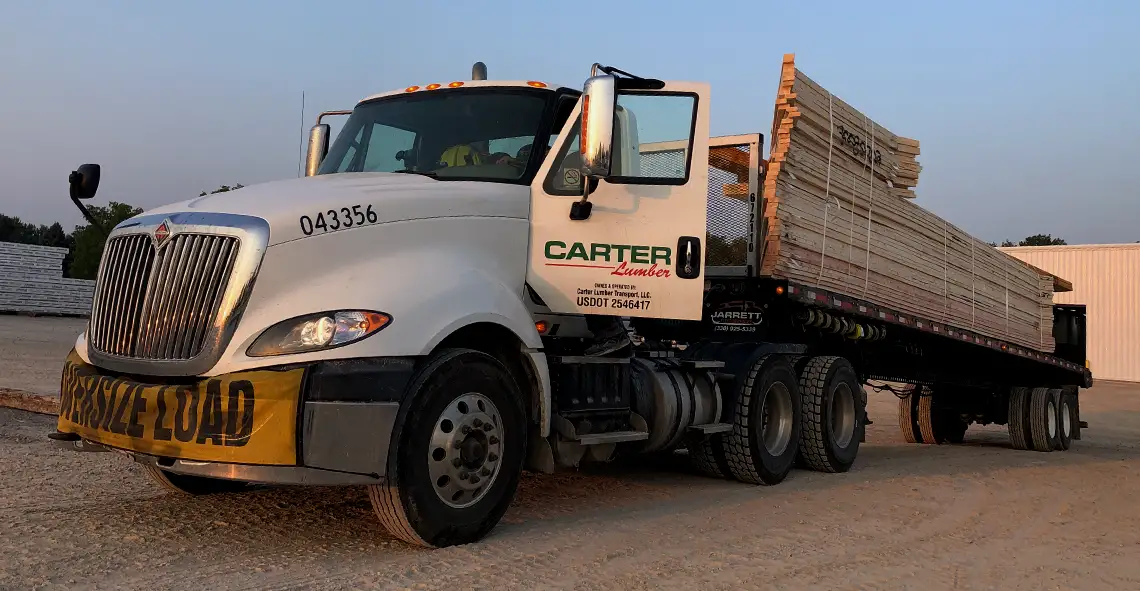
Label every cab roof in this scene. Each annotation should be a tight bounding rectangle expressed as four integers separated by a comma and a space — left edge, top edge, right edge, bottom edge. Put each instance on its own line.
360, 79, 573, 103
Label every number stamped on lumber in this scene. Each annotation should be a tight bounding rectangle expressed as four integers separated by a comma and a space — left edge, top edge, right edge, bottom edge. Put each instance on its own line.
835, 123, 883, 167
299, 204, 378, 236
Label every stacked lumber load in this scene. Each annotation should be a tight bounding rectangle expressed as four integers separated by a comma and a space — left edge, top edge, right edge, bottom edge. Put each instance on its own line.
760, 54, 1058, 352
0, 242, 94, 316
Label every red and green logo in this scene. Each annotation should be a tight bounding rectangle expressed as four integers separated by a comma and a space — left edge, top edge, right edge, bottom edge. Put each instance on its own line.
544, 240, 672, 278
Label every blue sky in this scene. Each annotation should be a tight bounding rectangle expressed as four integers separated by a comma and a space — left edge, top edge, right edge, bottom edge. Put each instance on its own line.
1, 0, 1137, 244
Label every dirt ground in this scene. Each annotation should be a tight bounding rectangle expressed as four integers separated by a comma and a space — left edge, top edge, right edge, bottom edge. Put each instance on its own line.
1, 381, 1138, 591
0, 315, 87, 395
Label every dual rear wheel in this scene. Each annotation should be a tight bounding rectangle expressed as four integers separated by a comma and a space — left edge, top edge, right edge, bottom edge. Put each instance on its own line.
694, 353, 865, 485
1009, 386, 1073, 452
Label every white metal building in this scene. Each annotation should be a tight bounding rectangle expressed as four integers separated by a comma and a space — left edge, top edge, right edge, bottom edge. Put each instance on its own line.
1000, 243, 1140, 383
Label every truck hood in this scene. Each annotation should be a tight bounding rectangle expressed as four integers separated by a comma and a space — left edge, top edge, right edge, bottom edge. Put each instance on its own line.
140, 173, 530, 246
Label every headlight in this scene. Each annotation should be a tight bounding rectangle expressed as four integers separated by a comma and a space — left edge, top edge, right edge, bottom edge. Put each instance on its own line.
247, 310, 391, 357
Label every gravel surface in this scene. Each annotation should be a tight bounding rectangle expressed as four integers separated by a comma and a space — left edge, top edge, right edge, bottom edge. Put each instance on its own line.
0, 315, 86, 396
3, 381, 1139, 590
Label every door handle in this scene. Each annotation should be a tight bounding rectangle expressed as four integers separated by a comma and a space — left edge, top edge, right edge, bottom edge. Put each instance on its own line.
676, 236, 702, 279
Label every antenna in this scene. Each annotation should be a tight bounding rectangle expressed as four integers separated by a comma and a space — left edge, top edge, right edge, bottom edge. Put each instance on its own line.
296, 91, 306, 177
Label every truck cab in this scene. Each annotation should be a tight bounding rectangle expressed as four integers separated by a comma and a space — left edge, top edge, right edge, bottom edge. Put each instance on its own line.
53, 63, 716, 548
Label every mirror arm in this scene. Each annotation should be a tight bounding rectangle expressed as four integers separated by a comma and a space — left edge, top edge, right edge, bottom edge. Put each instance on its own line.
70, 195, 108, 239
569, 178, 595, 221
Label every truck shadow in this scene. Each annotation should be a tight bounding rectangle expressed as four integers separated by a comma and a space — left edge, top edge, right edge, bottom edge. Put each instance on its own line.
18, 407, 1140, 567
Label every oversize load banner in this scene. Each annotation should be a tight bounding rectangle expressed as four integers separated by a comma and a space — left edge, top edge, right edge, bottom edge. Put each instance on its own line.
56, 351, 303, 465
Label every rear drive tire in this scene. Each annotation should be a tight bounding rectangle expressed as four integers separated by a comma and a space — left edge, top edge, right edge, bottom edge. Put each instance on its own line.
1007, 387, 1032, 450
1054, 388, 1072, 451
144, 466, 252, 495
1028, 386, 1059, 452
723, 354, 802, 485
368, 348, 526, 548
798, 356, 865, 473
687, 434, 732, 479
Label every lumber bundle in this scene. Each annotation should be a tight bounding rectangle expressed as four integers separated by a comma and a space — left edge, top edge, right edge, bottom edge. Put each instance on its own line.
760, 54, 1058, 352
0, 242, 94, 316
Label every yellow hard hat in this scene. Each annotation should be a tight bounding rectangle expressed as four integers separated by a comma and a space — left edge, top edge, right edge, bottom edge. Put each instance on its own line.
439, 145, 482, 167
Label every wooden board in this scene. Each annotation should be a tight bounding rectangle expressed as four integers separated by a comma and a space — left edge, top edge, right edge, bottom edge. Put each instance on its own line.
759, 54, 1059, 352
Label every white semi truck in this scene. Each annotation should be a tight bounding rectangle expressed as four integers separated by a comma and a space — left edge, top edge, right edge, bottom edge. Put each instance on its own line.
52, 62, 1091, 548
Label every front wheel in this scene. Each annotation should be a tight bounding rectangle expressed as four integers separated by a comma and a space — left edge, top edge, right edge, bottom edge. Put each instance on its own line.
369, 348, 527, 548
143, 466, 252, 495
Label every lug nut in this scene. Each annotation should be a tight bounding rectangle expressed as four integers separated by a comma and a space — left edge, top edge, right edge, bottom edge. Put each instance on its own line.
459, 471, 469, 480
488, 453, 498, 462
470, 475, 480, 484
483, 423, 494, 431
481, 467, 490, 476
461, 425, 471, 434
489, 436, 499, 445
452, 457, 462, 467
473, 418, 483, 428
454, 440, 463, 449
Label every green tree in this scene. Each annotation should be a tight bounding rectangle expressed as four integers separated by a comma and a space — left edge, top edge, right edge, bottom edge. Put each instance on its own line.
68, 201, 144, 279
199, 183, 244, 196
1019, 234, 1067, 246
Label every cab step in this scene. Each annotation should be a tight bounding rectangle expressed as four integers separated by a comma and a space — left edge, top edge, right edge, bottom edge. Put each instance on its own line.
577, 430, 650, 445
688, 422, 732, 435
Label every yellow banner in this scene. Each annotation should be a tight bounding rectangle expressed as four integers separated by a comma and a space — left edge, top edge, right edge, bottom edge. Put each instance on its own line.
56, 351, 303, 466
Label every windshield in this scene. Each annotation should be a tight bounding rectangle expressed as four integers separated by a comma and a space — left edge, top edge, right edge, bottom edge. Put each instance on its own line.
317, 88, 553, 183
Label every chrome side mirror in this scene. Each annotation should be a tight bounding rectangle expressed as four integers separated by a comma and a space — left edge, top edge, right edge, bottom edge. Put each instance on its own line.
580, 73, 616, 178
305, 124, 330, 177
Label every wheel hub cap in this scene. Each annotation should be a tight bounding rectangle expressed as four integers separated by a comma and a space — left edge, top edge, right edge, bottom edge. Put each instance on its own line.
428, 392, 503, 508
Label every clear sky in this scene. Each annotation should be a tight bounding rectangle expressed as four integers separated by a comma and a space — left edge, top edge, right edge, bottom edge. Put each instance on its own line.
1, 0, 1136, 244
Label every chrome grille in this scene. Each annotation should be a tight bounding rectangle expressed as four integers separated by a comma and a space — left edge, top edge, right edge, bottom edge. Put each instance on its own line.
89, 233, 240, 361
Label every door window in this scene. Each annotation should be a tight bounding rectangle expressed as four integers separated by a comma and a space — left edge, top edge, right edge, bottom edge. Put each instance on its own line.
543, 92, 698, 195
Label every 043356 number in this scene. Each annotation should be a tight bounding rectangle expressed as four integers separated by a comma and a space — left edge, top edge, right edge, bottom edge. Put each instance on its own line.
299, 204, 378, 236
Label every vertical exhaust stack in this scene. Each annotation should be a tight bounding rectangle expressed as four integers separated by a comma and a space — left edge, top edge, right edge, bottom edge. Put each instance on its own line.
472, 62, 487, 81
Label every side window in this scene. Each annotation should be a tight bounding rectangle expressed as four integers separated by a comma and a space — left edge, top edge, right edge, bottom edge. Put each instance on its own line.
611, 93, 698, 184
542, 115, 584, 196
362, 124, 417, 172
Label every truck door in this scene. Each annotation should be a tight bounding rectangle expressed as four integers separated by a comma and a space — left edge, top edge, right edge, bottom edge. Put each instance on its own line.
527, 81, 710, 321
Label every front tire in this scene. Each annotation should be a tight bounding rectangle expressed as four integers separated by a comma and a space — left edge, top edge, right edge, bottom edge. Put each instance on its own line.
143, 466, 251, 495
369, 348, 527, 548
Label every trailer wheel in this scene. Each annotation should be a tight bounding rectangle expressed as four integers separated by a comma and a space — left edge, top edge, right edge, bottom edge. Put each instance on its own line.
723, 354, 802, 485
916, 391, 938, 444
935, 411, 969, 444
143, 466, 251, 495
1057, 391, 1074, 450
1007, 387, 1032, 450
1027, 386, 1059, 452
369, 348, 526, 548
897, 385, 922, 444
798, 356, 864, 473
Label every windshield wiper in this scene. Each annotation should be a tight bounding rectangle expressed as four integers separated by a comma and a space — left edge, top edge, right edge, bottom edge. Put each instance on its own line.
391, 169, 437, 178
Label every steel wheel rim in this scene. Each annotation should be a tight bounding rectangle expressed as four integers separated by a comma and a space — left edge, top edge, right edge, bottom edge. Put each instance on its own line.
1061, 400, 1072, 437
830, 383, 856, 448
427, 392, 503, 509
1047, 400, 1057, 438
761, 382, 794, 455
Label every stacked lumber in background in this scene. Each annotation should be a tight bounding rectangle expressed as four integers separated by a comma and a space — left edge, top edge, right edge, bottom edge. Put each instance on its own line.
0, 242, 94, 316
760, 54, 1059, 352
